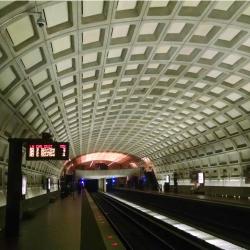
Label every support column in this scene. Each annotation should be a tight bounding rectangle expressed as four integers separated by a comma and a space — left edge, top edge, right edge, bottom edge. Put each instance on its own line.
103, 178, 106, 192
98, 178, 104, 192
5, 139, 23, 237
98, 178, 106, 192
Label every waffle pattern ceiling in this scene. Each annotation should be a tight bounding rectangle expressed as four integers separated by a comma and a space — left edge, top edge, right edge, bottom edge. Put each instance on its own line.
0, 1, 250, 163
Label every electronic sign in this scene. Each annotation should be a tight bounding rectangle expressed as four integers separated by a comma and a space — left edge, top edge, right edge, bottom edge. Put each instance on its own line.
26, 142, 69, 160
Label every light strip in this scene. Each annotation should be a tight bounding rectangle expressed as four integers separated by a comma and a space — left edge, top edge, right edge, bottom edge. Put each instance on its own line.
90, 161, 93, 168
75, 152, 129, 165
104, 193, 245, 250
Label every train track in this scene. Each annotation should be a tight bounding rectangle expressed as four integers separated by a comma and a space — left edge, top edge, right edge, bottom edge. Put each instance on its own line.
110, 189, 250, 249
91, 192, 220, 250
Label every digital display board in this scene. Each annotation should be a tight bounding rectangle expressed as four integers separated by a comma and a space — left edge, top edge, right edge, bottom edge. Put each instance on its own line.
26, 142, 69, 160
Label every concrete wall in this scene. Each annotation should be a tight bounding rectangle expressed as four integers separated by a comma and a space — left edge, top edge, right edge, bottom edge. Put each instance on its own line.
158, 177, 250, 198
162, 185, 250, 199
98, 179, 106, 192
0, 184, 58, 207
204, 186, 250, 198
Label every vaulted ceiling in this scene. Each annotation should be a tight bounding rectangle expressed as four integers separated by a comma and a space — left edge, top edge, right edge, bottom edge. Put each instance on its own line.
0, 1, 250, 177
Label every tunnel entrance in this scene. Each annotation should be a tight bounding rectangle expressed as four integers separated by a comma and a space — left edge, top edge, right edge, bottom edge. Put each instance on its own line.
84, 179, 98, 192
106, 178, 114, 192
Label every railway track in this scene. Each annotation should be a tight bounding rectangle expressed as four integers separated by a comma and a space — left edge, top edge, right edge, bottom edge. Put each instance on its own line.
91, 192, 220, 250
110, 189, 250, 249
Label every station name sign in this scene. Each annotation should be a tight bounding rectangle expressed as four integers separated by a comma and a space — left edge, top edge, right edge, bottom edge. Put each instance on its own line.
26, 142, 69, 160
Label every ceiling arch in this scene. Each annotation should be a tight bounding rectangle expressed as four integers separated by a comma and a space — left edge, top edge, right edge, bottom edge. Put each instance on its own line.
63, 151, 143, 173
0, 1, 250, 177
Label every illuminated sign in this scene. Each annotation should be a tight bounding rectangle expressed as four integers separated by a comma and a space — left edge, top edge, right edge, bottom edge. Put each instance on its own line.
26, 142, 69, 160
198, 172, 204, 184
47, 178, 51, 190
22, 176, 27, 195
166, 175, 170, 183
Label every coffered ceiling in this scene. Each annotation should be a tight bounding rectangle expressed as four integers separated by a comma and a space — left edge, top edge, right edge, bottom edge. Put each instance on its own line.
0, 1, 250, 175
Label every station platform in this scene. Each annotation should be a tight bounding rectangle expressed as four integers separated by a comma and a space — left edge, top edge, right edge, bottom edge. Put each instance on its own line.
0, 191, 125, 250
0, 194, 82, 250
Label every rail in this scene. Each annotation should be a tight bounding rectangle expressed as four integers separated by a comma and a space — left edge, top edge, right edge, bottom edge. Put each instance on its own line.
91, 192, 220, 250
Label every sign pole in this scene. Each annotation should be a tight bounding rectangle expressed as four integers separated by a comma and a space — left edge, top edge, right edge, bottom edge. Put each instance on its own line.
5, 138, 23, 237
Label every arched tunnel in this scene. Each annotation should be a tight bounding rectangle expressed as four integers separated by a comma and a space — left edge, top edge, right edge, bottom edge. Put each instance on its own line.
0, 1, 250, 250
60, 152, 157, 194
